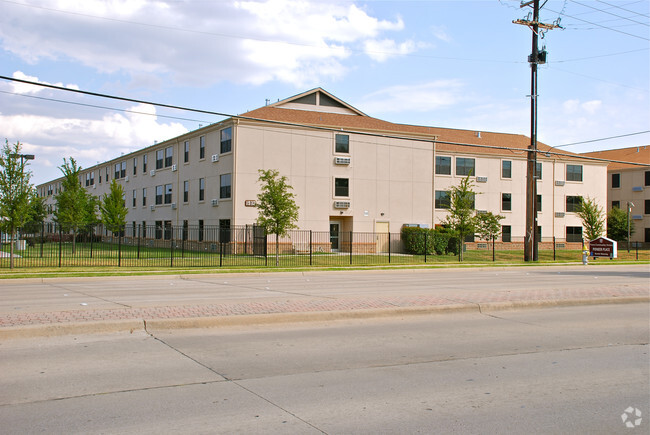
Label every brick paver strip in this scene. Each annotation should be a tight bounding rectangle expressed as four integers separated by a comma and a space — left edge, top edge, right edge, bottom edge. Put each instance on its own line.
1, 284, 647, 328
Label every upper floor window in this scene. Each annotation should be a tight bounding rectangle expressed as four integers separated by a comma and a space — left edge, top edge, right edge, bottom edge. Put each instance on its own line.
156, 149, 164, 169
335, 134, 349, 154
502, 193, 512, 211
221, 127, 232, 154
164, 183, 172, 204
121, 161, 126, 178
164, 146, 173, 167
133, 157, 137, 175
645, 171, 650, 186
456, 157, 475, 176
199, 136, 205, 159
435, 156, 451, 175
566, 195, 583, 213
612, 200, 620, 209
435, 190, 450, 209
184, 141, 189, 163
155, 185, 163, 205
199, 178, 205, 201
334, 178, 349, 197
114, 163, 120, 180
143, 154, 148, 172
183, 180, 189, 202
566, 164, 583, 182
612, 173, 621, 188
535, 162, 542, 180
220, 174, 232, 199
502, 160, 511, 179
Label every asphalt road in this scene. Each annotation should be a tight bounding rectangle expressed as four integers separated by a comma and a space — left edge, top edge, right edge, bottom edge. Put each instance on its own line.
1, 303, 648, 434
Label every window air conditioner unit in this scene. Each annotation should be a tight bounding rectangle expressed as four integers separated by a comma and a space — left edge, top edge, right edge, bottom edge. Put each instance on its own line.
125, 176, 129, 182
211, 154, 219, 162
172, 164, 177, 172
150, 170, 156, 177
476, 210, 487, 214
211, 199, 219, 207
93, 185, 96, 189
171, 203, 177, 210
334, 201, 350, 209
476, 176, 488, 183
555, 212, 565, 218
632, 186, 643, 192
335, 157, 351, 165
555, 180, 565, 186
632, 214, 643, 220
150, 205, 155, 211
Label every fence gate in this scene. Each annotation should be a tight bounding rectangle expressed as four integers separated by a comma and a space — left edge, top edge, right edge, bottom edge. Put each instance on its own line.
253, 225, 267, 257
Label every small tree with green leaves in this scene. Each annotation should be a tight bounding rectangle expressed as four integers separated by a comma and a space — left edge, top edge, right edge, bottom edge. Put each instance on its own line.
23, 191, 46, 235
0, 140, 34, 268
256, 169, 300, 266
442, 174, 478, 261
54, 157, 98, 254
100, 179, 128, 236
576, 196, 605, 241
476, 211, 504, 261
607, 205, 633, 242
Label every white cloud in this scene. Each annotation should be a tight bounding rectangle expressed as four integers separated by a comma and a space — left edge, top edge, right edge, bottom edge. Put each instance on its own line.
431, 25, 451, 43
10, 71, 79, 95
363, 39, 419, 62
0, 0, 415, 87
361, 81, 467, 114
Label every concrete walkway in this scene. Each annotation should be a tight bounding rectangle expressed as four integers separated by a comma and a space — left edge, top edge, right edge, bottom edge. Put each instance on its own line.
1, 265, 648, 339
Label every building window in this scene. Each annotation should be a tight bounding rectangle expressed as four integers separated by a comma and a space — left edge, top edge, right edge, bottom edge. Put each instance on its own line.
219, 219, 231, 243
436, 156, 451, 175
335, 134, 349, 153
143, 154, 148, 172
221, 127, 232, 154
537, 194, 542, 212
612, 173, 621, 188
502, 225, 511, 242
502, 160, 511, 179
645, 199, 650, 215
156, 149, 164, 169
114, 163, 120, 180
133, 157, 137, 175
645, 171, 650, 186
165, 146, 173, 167
220, 174, 232, 199
334, 178, 349, 197
121, 161, 126, 178
106, 167, 110, 182
132, 189, 136, 208
199, 136, 205, 159
184, 141, 189, 163
612, 200, 620, 209
141, 221, 147, 238
164, 184, 172, 204
199, 178, 205, 201
183, 180, 189, 203
164, 221, 172, 240
535, 162, 542, 180
435, 191, 450, 209
198, 220, 204, 242
182, 220, 188, 241
155, 221, 163, 239
142, 188, 147, 206
155, 185, 163, 205
645, 228, 650, 243
566, 196, 582, 213
566, 226, 582, 242
456, 157, 475, 176
502, 193, 512, 211
566, 164, 583, 182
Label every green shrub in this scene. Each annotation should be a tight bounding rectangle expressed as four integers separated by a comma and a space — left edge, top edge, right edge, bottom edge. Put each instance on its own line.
401, 227, 434, 255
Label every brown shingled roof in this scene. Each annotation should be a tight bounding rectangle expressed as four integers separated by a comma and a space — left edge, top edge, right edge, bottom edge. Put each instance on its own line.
239, 106, 579, 161
581, 146, 650, 170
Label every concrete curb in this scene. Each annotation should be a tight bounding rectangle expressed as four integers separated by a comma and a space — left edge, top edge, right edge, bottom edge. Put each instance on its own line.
2, 296, 646, 340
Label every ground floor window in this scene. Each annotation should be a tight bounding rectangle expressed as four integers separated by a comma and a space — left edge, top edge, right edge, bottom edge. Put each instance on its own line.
502, 225, 511, 242
645, 228, 650, 243
566, 226, 582, 242
219, 219, 231, 243
155, 220, 163, 239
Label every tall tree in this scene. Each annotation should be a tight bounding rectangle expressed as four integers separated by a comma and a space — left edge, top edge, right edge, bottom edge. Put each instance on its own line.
0, 140, 33, 269
54, 158, 98, 254
476, 211, 504, 261
23, 191, 47, 234
607, 205, 633, 242
442, 174, 477, 261
256, 169, 299, 266
100, 179, 128, 235
576, 197, 605, 241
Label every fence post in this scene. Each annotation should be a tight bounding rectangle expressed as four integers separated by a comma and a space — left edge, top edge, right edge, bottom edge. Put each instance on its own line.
40, 222, 44, 258
219, 240, 223, 267
388, 232, 391, 264
350, 231, 353, 265
137, 225, 141, 260
170, 229, 174, 268
424, 231, 428, 263
89, 226, 94, 259
636, 242, 638, 260
309, 230, 313, 266
492, 235, 495, 262
553, 236, 556, 261
58, 226, 62, 268
118, 232, 122, 267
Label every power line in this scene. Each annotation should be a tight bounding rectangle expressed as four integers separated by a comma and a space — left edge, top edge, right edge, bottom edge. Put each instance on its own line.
545, 5, 649, 40
568, 0, 649, 27
553, 130, 650, 148
595, 0, 650, 19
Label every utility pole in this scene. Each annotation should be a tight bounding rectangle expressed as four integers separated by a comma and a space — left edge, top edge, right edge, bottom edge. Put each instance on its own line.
514, 0, 561, 262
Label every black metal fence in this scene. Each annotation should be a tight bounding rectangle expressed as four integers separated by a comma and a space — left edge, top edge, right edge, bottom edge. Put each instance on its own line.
1, 223, 647, 269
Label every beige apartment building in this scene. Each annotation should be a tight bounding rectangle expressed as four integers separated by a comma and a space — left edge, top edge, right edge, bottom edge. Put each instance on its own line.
37, 88, 608, 246
582, 146, 650, 245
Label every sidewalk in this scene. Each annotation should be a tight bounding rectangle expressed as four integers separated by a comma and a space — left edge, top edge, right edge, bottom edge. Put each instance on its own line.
1, 265, 648, 339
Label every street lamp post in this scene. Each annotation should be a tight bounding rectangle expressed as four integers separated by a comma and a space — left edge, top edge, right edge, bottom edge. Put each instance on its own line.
627, 201, 634, 253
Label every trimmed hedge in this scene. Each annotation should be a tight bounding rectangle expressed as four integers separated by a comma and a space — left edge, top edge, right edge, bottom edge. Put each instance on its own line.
401, 227, 458, 255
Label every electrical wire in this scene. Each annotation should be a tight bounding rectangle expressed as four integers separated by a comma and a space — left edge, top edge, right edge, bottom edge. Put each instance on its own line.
568, 0, 649, 27
544, 5, 649, 40
595, 0, 650, 19
553, 131, 650, 148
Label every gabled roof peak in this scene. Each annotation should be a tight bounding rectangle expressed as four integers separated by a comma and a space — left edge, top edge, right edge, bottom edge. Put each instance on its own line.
268, 88, 367, 116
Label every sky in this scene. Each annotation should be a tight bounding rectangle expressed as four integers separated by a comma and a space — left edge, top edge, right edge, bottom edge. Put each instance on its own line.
0, 0, 648, 186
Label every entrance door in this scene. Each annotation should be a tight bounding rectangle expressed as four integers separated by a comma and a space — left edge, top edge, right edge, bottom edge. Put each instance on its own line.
375, 221, 389, 253
330, 222, 340, 252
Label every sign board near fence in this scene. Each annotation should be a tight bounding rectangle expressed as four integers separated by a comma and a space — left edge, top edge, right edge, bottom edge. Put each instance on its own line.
590, 237, 617, 259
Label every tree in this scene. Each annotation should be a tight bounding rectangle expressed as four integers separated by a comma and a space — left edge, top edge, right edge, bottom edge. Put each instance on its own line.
0, 140, 33, 269
442, 174, 477, 261
100, 179, 128, 235
256, 169, 299, 266
576, 196, 605, 241
476, 211, 504, 261
23, 191, 47, 234
607, 206, 633, 242
54, 157, 98, 254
